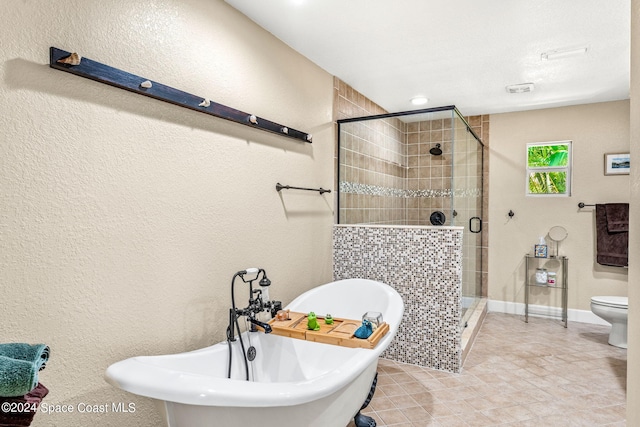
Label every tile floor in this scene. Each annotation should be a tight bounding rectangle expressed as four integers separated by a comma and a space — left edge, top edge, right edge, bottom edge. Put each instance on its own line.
348, 313, 627, 426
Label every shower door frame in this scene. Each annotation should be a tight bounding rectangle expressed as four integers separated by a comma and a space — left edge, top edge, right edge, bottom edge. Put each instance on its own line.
336, 105, 485, 329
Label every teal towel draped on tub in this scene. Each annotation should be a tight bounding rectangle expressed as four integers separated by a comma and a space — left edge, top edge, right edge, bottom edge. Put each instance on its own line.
0, 356, 38, 397
0, 344, 49, 372
0, 344, 50, 397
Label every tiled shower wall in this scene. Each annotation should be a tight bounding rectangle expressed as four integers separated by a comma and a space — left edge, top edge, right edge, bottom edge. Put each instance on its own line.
335, 78, 408, 225
406, 118, 454, 224
333, 225, 464, 373
333, 77, 490, 297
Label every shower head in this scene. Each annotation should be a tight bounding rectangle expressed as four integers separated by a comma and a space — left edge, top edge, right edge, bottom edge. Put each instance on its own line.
430, 144, 442, 156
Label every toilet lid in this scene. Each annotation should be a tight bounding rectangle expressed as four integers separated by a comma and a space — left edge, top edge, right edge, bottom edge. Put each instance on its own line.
591, 296, 628, 308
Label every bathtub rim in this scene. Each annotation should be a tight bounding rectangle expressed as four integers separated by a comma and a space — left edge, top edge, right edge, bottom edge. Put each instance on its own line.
105, 334, 376, 407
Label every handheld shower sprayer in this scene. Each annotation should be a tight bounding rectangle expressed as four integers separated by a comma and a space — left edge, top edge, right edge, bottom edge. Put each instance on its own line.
259, 272, 271, 301
238, 267, 272, 303
259, 275, 271, 287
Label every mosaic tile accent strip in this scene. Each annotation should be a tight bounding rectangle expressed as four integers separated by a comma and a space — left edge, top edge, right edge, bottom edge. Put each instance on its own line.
339, 181, 480, 199
333, 225, 463, 373
340, 181, 406, 198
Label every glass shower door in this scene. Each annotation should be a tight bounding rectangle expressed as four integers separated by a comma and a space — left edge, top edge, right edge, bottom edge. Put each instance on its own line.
452, 112, 483, 328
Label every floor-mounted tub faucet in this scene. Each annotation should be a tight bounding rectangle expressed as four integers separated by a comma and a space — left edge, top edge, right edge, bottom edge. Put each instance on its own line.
226, 268, 281, 380
227, 268, 281, 341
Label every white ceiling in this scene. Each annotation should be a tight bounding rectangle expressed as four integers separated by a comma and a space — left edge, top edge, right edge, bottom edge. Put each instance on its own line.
224, 0, 630, 116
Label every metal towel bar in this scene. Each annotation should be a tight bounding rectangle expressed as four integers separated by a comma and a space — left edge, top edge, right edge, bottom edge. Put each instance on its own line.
276, 183, 331, 194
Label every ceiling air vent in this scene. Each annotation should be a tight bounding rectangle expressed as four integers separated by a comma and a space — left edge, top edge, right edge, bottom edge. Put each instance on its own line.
505, 83, 534, 94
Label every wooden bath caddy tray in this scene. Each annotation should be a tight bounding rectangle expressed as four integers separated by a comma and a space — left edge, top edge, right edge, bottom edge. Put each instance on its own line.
265, 312, 389, 349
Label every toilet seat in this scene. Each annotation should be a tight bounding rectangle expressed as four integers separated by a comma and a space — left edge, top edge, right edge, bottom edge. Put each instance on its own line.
591, 296, 628, 309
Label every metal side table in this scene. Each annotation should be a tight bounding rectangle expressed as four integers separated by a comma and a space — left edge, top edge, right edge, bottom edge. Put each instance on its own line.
524, 255, 568, 328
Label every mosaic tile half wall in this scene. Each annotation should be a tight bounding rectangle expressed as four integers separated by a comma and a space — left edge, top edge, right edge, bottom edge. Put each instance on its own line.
333, 225, 463, 373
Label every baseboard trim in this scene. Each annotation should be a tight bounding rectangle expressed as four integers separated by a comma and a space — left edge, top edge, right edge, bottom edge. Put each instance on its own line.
487, 300, 611, 326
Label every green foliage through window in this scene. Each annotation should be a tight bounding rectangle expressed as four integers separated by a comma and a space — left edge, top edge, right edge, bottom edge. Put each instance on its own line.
526, 142, 571, 196
527, 144, 569, 167
528, 172, 567, 194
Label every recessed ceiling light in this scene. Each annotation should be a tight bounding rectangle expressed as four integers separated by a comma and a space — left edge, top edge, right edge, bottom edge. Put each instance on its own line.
411, 96, 428, 106
541, 47, 588, 61
505, 83, 534, 94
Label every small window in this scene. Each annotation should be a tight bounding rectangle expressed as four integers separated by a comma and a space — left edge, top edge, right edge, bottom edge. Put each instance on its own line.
526, 141, 572, 196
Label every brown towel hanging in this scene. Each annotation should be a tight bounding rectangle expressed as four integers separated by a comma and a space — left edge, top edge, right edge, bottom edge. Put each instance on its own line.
595, 204, 628, 267
604, 203, 629, 232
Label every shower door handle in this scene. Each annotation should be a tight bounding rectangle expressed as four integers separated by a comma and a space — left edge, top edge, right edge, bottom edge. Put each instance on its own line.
469, 217, 482, 233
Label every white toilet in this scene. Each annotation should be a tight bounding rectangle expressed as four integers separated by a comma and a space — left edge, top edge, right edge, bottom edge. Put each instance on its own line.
590, 296, 628, 348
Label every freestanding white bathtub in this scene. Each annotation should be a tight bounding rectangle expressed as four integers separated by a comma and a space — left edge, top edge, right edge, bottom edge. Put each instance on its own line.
105, 278, 404, 427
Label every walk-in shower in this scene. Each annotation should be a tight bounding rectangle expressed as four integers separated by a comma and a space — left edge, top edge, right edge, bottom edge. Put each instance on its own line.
336, 105, 484, 334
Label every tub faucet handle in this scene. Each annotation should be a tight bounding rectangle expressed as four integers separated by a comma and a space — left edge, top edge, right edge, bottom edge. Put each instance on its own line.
269, 300, 282, 317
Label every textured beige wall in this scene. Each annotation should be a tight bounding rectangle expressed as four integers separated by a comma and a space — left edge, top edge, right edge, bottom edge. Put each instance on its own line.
627, 0, 639, 423
488, 101, 630, 311
0, 1, 334, 426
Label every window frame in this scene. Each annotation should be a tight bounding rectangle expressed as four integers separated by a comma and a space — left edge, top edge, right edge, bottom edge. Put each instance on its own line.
525, 140, 572, 197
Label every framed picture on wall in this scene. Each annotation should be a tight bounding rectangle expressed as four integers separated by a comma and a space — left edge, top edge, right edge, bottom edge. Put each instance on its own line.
604, 153, 630, 175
